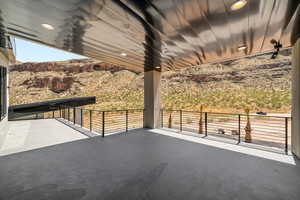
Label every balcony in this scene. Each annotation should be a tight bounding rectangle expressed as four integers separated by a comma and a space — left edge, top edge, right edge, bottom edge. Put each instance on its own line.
0, 108, 299, 200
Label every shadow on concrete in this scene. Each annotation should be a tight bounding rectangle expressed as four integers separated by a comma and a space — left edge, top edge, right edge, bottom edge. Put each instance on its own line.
0, 129, 300, 200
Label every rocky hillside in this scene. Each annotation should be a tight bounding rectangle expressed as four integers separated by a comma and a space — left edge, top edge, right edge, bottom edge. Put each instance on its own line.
9, 59, 137, 94
9, 51, 292, 113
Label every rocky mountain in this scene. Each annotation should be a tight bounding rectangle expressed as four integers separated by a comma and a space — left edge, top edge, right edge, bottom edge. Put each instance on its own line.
10, 59, 131, 74
10, 59, 138, 94
9, 51, 292, 113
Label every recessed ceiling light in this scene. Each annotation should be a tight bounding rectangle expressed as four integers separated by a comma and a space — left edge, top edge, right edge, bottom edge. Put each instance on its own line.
231, 0, 247, 11
41, 23, 54, 30
238, 45, 247, 51
121, 53, 127, 57
155, 66, 161, 69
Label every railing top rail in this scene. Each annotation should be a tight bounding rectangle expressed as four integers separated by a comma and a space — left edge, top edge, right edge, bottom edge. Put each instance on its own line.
60, 106, 144, 113
161, 109, 291, 119
86, 109, 145, 113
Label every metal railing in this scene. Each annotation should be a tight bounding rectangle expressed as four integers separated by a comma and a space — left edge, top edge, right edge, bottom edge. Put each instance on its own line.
161, 109, 291, 153
60, 106, 144, 137
9, 106, 291, 153
9, 111, 61, 121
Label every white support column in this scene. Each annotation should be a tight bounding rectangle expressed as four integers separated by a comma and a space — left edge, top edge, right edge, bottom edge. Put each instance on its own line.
144, 70, 161, 129
292, 38, 300, 158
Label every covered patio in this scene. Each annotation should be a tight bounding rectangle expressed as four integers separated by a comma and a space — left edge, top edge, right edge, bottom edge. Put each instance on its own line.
0, 120, 299, 200
1, 0, 300, 199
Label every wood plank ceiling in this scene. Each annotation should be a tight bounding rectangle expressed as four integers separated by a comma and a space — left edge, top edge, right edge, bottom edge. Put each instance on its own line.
0, 0, 299, 71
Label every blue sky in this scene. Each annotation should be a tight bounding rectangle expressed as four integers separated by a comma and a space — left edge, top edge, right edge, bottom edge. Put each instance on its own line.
15, 38, 86, 62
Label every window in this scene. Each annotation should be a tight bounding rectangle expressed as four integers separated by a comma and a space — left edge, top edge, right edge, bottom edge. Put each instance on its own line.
0, 66, 7, 121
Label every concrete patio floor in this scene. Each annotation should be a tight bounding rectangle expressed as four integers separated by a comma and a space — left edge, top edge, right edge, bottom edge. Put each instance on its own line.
0, 119, 88, 156
0, 124, 300, 200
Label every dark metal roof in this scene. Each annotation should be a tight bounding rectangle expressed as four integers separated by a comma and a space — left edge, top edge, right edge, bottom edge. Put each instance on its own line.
0, 0, 299, 71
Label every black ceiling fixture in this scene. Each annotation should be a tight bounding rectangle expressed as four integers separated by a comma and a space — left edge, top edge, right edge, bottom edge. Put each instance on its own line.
270, 39, 282, 59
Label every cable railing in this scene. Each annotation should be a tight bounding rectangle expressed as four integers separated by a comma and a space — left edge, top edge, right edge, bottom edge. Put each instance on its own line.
10, 106, 291, 153
60, 106, 144, 137
161, 109, 291, 153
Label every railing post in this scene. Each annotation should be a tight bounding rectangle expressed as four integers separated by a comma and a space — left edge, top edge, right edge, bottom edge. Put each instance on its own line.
52, 110, 55, 118
238, 114, 241, 143
161, 110, 163, 127
142, 109, 145, 128
180, 110, 182, 131
73, 107, 75, 124
102, 111, 105, 137
59, 107, 61, 118
68, 108, 70, 121
126, 110, 128, 132
80, 108, 83, 127
205, 112, 208, 136
285, 117, 288, 154
89, 110, 92, 131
